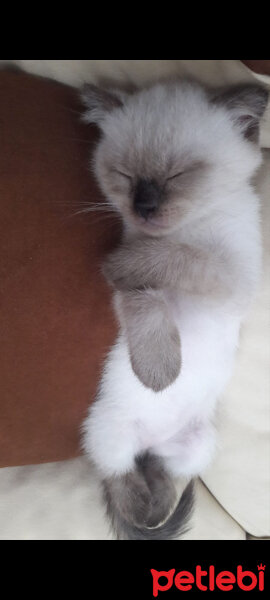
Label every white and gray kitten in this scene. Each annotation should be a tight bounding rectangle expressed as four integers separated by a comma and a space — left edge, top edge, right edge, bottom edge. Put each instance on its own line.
80, 79, 268, 540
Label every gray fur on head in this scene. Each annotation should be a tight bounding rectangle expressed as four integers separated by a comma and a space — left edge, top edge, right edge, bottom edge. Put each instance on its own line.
82, 80, 268, 137
81, 83, 127, 124
81, 79, 268, 238
210, 83, 269, 142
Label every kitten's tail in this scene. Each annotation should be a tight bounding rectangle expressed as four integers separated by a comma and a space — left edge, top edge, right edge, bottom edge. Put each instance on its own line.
102, 452, 194, 540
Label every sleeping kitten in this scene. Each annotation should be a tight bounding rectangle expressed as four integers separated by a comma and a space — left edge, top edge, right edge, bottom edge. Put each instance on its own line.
80, 79, 268, 539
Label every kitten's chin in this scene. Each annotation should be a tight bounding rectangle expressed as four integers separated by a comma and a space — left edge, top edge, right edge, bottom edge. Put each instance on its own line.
130, 214, 177, 237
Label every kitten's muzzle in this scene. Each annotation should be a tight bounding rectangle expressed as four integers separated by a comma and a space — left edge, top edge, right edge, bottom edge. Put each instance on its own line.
133, 179, 163, 220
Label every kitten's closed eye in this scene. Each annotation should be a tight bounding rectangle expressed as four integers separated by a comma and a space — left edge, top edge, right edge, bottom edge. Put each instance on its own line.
166, 161, 208, 188
166, 172, 184, 181
113, 169, 132, 181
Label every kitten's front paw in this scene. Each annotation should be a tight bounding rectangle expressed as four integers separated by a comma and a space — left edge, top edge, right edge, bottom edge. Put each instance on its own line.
129, 326, 181, 392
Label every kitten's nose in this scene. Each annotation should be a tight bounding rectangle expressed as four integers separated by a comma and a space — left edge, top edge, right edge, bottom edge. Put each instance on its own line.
133, 179, 162, 219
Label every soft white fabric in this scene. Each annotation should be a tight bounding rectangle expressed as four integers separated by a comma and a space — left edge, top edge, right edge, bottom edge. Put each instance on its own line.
0, 59, 269, 539
3, 59, 270, 147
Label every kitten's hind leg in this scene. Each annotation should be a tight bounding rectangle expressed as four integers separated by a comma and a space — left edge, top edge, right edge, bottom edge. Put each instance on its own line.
115, 289, 181, 392
159, 419, 217, 479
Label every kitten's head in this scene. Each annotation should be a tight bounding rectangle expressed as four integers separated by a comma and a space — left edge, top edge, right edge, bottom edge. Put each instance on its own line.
81, 79, 268, 236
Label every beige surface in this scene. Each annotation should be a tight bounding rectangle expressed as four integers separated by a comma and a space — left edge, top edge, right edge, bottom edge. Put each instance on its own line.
0, 60, 269, 539
202, 152, 270, 537
0, 457, 246, 540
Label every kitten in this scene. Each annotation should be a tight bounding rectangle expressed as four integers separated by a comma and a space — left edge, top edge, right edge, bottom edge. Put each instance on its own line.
80, 79, 268, 539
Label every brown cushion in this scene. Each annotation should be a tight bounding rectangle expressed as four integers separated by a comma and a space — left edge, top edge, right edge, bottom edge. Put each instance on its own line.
241, 60, 270, 76
0, 70, 120, 468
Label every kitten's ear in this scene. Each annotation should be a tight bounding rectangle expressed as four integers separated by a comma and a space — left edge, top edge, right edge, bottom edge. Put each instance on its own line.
80, 83, 125, 125
211, 84, 269, 143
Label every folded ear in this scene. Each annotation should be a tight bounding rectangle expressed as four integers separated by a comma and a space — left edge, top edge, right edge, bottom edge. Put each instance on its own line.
80, 83, 125, 125
211, 84, 269, 143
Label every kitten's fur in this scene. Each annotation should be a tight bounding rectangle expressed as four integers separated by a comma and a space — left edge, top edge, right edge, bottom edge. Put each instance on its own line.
80, 79, 268, 539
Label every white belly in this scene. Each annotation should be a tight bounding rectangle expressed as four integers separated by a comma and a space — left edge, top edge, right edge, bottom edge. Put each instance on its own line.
101, 295, 240, 444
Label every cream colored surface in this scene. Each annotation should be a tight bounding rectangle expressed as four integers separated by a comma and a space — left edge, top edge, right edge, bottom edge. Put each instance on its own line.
0, 60, 269, 539
0, 457, 246, 540
202, 152, 270, 537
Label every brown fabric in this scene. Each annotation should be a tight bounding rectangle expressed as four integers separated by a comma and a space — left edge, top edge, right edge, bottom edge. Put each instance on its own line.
0, 70, 120, 468
241, 60, 270, 76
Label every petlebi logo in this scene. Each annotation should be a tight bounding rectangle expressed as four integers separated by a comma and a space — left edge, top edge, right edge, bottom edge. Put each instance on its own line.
151, 564, 266, 594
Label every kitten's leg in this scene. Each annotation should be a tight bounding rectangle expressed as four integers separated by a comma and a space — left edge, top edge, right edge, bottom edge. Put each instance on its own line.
102, 238, 181, 290
82, 338, 193, 539
83, 400, 155, 529
158, 419, 217, 479
114, 288, 181, 392
103, 239, 242, 302
82, 398, 177, 531
82, 398, 139, 477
